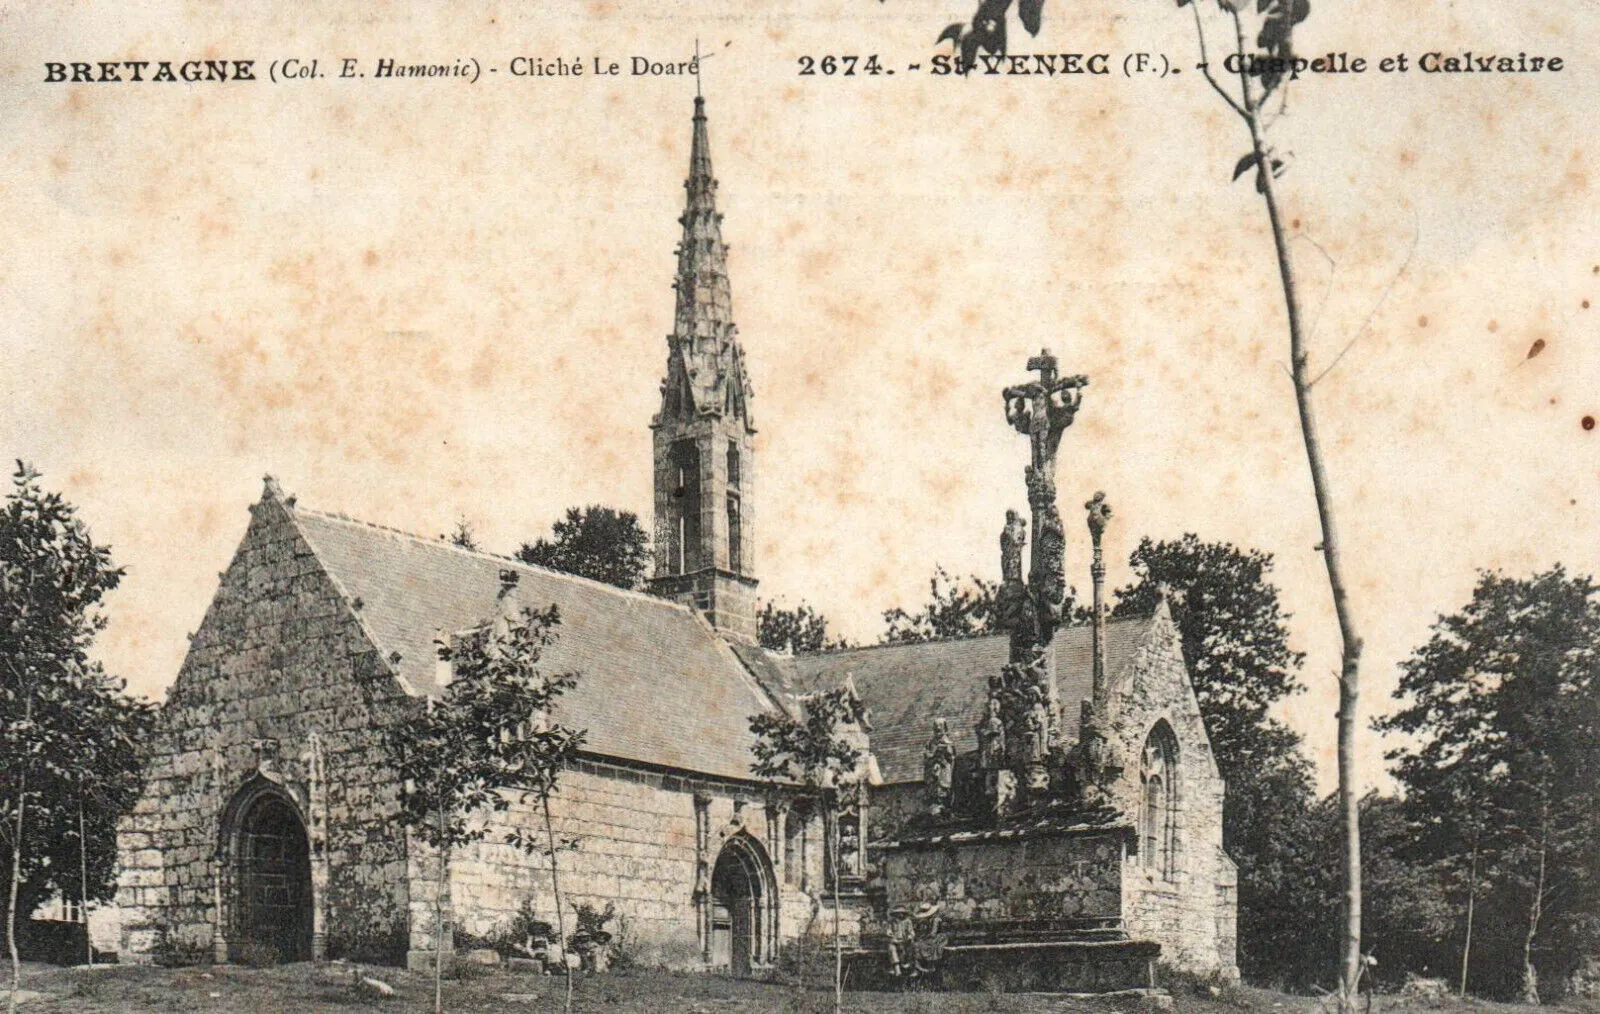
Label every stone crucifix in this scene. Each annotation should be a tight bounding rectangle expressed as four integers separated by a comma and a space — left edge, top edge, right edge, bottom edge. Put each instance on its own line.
978, 350, 1088, 813
1000, 349, 1087, 653
1003, 349, 1087, 484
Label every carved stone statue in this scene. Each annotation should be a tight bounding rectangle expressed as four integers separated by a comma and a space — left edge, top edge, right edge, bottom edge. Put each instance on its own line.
994, 510, 1039, 649
922, 718, 955, 814
1000, 509, 1026, 584
975, 698, 1005, 772
1024, 687, 1049, 764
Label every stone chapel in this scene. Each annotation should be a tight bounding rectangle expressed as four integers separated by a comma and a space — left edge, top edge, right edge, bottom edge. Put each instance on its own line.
114, 95, 1238, 983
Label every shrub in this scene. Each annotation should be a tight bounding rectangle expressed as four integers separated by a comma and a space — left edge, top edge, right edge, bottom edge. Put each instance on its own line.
607, 913, 635, 972
768, 935, 833, 988
149, 929, 211, 968
67, 974, 101, 999
232, 938, 282, 969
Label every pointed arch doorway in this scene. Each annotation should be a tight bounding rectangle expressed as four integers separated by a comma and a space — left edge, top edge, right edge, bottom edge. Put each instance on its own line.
228, 786, 313, 963
709, 833, 776, 976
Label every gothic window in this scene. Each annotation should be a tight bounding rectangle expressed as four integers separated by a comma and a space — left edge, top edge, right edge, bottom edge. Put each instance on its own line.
672, 440, 701, 574
1141, 722, 1179, 880
727, 494, 742, 574
727, 441, 740, 489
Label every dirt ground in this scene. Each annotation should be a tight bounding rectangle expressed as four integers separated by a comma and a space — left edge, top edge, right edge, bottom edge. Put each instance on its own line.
5, 962, 1593, 1014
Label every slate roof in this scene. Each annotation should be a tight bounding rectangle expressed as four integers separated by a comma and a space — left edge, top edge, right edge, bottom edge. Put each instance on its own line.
785, 618, 1154, 785
290, 506, 780, 782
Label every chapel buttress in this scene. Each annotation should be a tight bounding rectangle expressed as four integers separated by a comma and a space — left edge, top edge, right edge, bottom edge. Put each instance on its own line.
648, 96, 758, 644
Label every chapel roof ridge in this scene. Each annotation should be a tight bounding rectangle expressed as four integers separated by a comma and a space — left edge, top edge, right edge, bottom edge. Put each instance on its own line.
284, 501, 688, 613
790, 613, 1155, 659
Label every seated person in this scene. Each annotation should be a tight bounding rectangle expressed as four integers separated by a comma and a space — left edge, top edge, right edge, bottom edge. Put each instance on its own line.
911, 902, 946, 975
886, 905, 917, 978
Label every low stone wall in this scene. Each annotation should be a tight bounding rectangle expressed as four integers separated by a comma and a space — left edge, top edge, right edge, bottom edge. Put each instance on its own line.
882, 831, 1124, 923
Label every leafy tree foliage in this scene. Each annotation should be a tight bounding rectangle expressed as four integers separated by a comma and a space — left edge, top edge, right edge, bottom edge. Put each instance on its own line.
758, 600, 850, 654
386, 599, 584, 1013
750, 688, 865, 1014
1222, 728, 1323, 986
880, 566, 1000, 644
518, 506, 651, 591
0, 463, 153, 979
1255, 793, 1455, 992
1379, 568, 1600, 1001
1113, 535, 1306, 771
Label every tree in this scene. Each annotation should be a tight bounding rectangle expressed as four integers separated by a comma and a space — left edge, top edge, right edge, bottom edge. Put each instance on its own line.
1114, 535, 1306, 774
518, 506, 651, 591
0, 463, 153, 999
386, 598, 584, 1014
1270, 793, 1456, 993
750, 688, 865, 1014
758, 600, 850, 654
1380, 568, 1600, 1001
934, 0, 1371, 1003
880, 565, 1001, 644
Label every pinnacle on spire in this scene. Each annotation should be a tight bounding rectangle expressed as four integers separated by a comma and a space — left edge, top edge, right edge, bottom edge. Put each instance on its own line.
657, 94, 752, 428
675, 95, 732, 346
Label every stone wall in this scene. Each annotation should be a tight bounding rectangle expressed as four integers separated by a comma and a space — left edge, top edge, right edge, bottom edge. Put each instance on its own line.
446, 755, 830, 969
1107, 605, 1238, 978
881, 832, 1124, 923
116, 486, 415, 964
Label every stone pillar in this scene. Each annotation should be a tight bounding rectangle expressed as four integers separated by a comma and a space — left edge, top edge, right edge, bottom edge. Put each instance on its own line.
305, 733, 330, 962
1086, 492, 1112, 721
692, 792, 712, 963
210, 746, 229, 964
766, 802, 787, 958
765, 802, 785, 881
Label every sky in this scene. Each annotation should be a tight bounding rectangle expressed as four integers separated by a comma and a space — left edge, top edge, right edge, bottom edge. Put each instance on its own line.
2, 0, 1597, 792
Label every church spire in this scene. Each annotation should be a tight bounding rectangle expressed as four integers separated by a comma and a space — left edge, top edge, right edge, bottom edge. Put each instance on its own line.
649, 94, 759, 644
659, 95, 751, 428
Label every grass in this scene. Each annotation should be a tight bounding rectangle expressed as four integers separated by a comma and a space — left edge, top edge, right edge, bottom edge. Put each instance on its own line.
3, 962, 1594, 1014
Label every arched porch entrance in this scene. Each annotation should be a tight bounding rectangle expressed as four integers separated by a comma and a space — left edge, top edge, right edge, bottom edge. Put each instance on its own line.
225, 784, 313, 963
708, 833, 777, 976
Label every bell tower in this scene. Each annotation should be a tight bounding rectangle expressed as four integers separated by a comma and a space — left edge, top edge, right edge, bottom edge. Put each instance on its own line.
648, 95, 758, 644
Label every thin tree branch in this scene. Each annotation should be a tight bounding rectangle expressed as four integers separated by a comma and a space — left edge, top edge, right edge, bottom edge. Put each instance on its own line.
1308, 214, 1420, 389
1191, 2, 1248, 122
1295, 232, 1338, 344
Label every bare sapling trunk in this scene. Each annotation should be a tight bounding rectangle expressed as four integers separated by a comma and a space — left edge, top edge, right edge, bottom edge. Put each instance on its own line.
7, 769, 25, 1014
434, 800, 447, 1014
542, 795, 572, 1014
79, 796, 90, 967
829, 806, 842, 1014
1225, 13, 1366, 1009
1521, 789, 1550, 1005
1459, 835, 1478, 997
8, 692, 33, 1014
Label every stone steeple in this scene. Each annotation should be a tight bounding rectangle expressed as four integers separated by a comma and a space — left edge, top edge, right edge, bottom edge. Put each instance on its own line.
655, 95, 752, 428
649, 96, 758, 644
